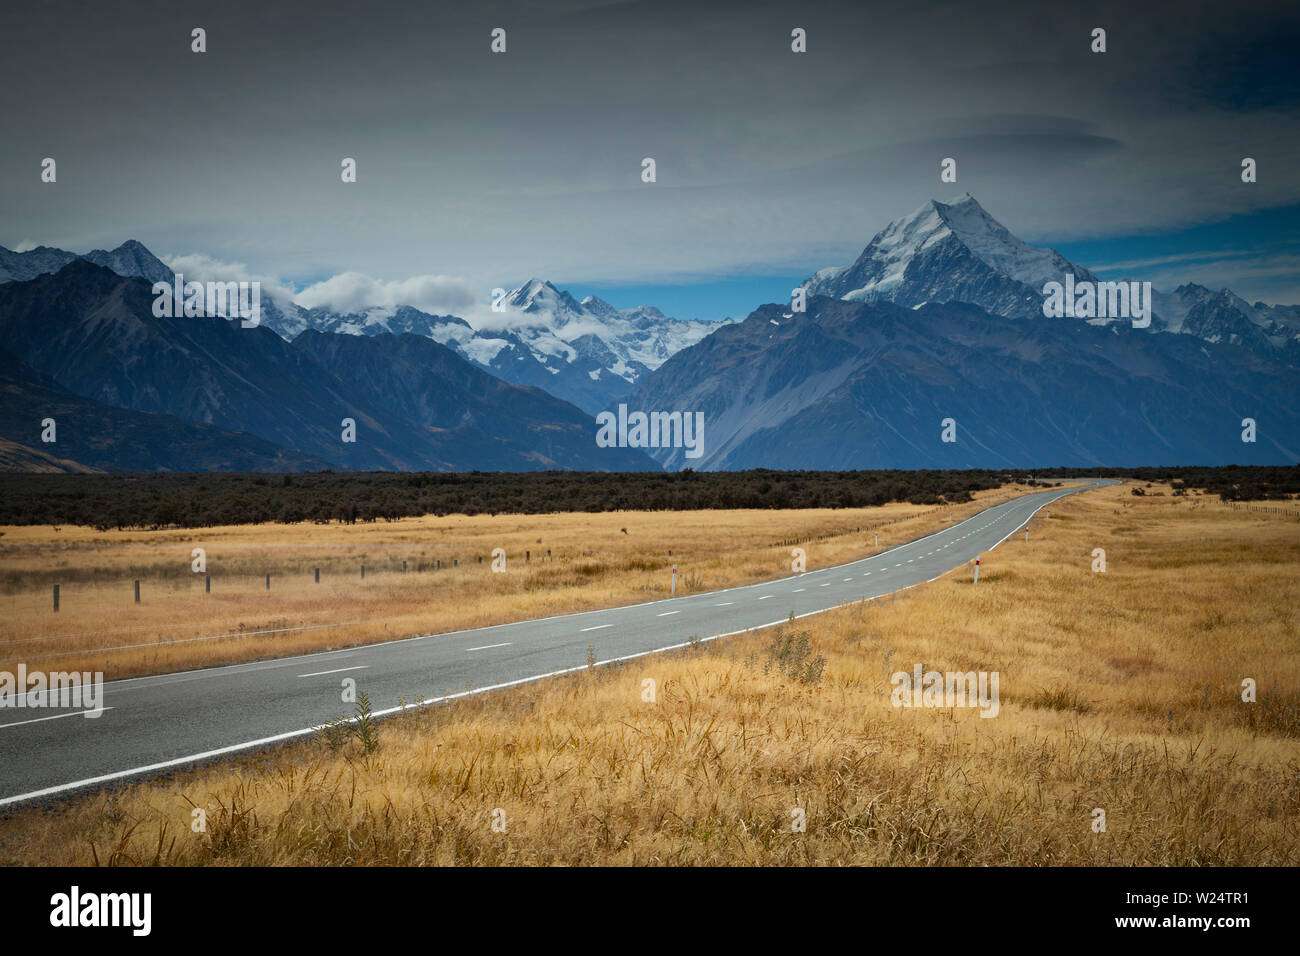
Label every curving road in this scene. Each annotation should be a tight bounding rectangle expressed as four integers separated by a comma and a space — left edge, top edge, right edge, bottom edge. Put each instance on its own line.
0, 479, 1115, 808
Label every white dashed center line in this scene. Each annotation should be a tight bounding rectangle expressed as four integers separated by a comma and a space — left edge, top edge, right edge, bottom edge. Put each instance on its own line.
0, 708, 115, 729
299, 665, 368, 678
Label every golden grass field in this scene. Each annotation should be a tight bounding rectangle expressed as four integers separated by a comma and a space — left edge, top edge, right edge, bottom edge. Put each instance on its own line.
0, 485, 1036, 680
0, 480, 1296, 865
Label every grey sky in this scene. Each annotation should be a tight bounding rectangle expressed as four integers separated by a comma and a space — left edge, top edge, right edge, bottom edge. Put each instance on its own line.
3, 0, 1298, 314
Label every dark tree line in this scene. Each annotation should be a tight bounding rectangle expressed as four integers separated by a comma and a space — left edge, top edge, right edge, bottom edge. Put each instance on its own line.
0, 465, 1292, 531
1031, 465, 1300, 501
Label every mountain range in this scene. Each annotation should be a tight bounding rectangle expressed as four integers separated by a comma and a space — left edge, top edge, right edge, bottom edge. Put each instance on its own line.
256, 278, 718, 414
0, 239, 174, 287
0, 239, 716, 417
630, 195, 1300, 469
627, 295, 1298, 469
802, 194, 1300, 362
0, 261, 654, 473
0, 194, 1296, 473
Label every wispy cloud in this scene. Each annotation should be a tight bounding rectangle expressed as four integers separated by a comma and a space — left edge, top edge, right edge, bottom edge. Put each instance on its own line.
1089, 249, 1258, 273
294, 273, 476, 315
162, 254, 300, 307
1140, 252, 1300, 303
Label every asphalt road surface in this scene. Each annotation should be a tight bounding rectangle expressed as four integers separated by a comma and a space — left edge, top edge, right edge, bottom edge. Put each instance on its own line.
0, 479, 1116, 807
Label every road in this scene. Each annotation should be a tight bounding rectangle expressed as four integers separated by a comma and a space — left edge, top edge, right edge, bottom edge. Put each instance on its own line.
0, 479, 1115, 807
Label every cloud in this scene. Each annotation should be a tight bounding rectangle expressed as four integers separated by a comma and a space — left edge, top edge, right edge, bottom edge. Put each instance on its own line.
294, 272, 476, 315
1090, 250, 1258, 273
163, 253, 299, 306
162, 254, 480, 316
12, 239, 40, 253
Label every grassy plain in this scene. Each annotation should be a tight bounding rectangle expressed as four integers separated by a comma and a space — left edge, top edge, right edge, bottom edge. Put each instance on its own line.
1, 481, 1296, 865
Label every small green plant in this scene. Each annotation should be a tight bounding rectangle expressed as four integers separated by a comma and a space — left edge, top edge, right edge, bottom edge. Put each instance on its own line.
316, 715, 351, 751
763, 620, 827, 686
316, 690, 380, 754
354, 691, 379, 754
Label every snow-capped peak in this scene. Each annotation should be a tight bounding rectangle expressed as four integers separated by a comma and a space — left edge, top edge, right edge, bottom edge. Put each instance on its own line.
799, 196, 1300, 360
929, 194, 1076, 289
579, 294, 621, 320
801, 193, 1094, 313
504, 277, 589, 326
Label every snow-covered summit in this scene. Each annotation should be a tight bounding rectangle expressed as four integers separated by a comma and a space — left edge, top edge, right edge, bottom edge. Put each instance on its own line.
805, 194, 1088, 305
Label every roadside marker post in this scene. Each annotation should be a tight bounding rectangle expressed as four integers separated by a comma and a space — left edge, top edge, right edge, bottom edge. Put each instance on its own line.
53, 584, 59, 612
134, 580, 140, 603
974, 558, 980, 584
672, 563, 677, 595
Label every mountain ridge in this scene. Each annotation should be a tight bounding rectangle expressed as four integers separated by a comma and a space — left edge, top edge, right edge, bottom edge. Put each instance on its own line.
627, 294, 1300, 470
0, 262, 655, 473
801, 194, 1300, 361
